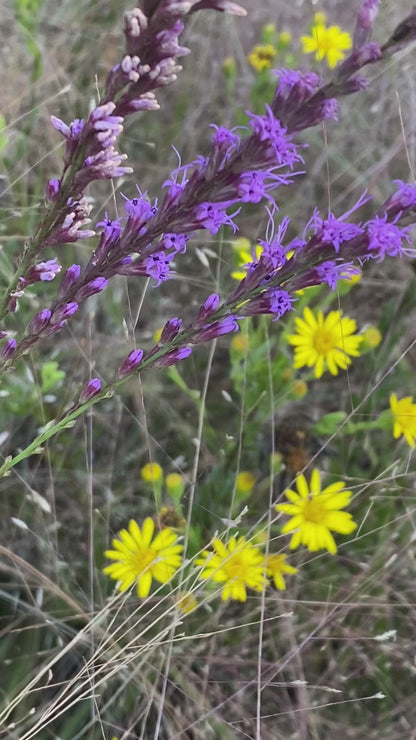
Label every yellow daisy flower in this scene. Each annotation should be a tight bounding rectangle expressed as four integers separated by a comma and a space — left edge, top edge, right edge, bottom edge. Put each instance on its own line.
247, 43, 277, 72
275, 469, 357, 554
287, 307, 362, 378
104, 518, 183, 598
390, 393, 416, 447
266, 553, 298, 590
196, 535, 267, 601
301, 22, 352, 69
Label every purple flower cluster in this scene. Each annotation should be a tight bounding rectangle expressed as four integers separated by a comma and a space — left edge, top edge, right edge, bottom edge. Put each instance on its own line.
3, 0, 416, 383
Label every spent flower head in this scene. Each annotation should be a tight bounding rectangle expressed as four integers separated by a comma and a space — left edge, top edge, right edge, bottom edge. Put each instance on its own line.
275, 469, 357, 554
104, 518, 183, 597
196, 535, 267, 601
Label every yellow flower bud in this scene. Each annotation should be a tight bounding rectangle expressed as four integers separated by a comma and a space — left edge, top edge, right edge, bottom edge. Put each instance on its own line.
278, 30, 292, 46
314, 11, 327, 25
222, 56, 236, 79
141, 462, 163, 484
165, 472, 185, 500
292, 380, 308, 399
361, 326, 382, 349
236, 471, 255, 494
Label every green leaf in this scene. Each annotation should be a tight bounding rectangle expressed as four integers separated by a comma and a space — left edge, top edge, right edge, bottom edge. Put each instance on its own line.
313, 411, 347, 435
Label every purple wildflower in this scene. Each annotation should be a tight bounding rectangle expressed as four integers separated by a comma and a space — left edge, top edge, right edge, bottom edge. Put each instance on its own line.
163, 233, 188, 254
143, 252, 174, 285
366, 216, 414, 260
28, 309, 52, 335
239, 289, 294, 321
194, 294, 220, 327
381, 180, 416, 219
80, 378, 101, 402
21, 259, 62, 287
354, 0, 381, 49
195, 202, 240, 234
311, 211, 364, 252
154, 347, 192, 367
192, 315, 239, 343
76, 277, 108, 301
58, 264, 81, 299
46, 179, 60, 201
45, 198, 95, 247
160, 318, 182, 343
309, 261, 360, 291
271, 69, 321, 122
50, 302, 79, 324
1, 339, 17, 359
118, 349, 144, 378
247, 105, 301, 167
336, 42, 382, 80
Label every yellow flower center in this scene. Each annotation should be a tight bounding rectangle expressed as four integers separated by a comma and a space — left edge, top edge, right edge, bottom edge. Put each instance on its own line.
313, 328, 336, 355
223, 553, 247, 580
303, 498, 326, 524
133, 548, 156, 571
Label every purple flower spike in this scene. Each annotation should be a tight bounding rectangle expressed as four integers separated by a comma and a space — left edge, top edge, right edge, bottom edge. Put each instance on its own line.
194, 293, 220, 327
22, 258, 62, 287
192, 315, 239, 343
195, 202, 240, 234
154, 347, 192, 367
163, 233, 188, 255
1, 338, 17, 359
366, 216, 414, 261
28, 309, 52, 335
58, 264, 81, 299
239, 289, 294, 321
381, 181, 416, 220
161, 318, 182, 343
46, 179, 60, 201
79, 378, 101, 402
354, 0, 380, 49
76, 277, 108, 301
144, 252, 174, 285
118, 348, 144, 378
51, 302, 78, 324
